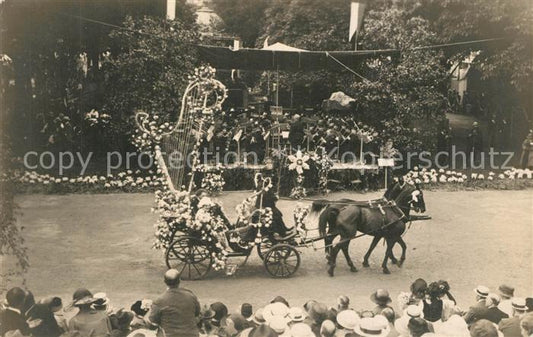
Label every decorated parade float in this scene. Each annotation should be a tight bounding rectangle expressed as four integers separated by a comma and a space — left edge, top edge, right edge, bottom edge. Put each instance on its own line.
129, 65, 432, 280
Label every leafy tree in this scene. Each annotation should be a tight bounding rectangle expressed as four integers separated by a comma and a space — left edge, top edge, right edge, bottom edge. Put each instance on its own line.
348, 7, 449, 153
211, 0, 270, 47
101, 15, 200, 135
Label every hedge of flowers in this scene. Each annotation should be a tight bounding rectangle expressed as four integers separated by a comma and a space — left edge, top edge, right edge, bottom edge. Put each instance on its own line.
11, 169, 163, 193
403, 167, 533, 188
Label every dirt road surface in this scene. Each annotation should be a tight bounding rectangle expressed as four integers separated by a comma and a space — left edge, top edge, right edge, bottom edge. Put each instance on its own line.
12, 190, 533, 313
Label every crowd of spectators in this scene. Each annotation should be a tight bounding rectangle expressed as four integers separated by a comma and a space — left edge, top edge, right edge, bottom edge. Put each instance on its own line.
1, 271, 532, 337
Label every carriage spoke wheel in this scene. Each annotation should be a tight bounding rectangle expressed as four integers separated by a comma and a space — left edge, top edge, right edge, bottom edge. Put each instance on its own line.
165, 236, 213, 280
264, 244, 300, 278
257, 236, 274, 260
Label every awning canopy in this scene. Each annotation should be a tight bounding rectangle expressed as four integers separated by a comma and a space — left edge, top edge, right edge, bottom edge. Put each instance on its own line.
197, 44, 399, 71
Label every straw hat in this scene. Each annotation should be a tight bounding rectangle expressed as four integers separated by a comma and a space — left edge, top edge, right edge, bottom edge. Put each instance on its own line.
288, 307, 306, 323
474, 285, 489, 298
263, 302, 289, 323
290, 323, 315, 337
354, 317, 390, 337
336, 310, 360, 330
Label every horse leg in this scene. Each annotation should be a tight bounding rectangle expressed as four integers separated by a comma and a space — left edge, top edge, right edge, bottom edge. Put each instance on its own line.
324, 232, 333, 261
327, 241, 341, 277
389, 241, 399, 265
382, 238, 395, 274
397, 237, 407, 267
340, 240, 357, 272
363, 236, 381, 267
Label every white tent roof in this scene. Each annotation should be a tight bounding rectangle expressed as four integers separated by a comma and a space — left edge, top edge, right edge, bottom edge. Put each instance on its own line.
262, 42, 307, 52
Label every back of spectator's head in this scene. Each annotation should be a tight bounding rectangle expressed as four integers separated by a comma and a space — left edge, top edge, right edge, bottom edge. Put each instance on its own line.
240, 303, 253, 319
337, 295, 350, 310
309, 302, 328, 324
381, 307, 395, 323
485, 293, 501, 308
408, 317, 430, 337
303, 300, 317, 314
410, 278, 427, 299
114, 309, 134, 330
164, 269, 180, 287
520, 312, 533, 336
210, 302, 229, 324
270, 295, 289, 307
72, 288, 92, 302
227, 314, 247, 332
6, 287, 26, 309
469, 319, 498, 337
249, 324, 278, 337
498, 284, 514, 299
320, 319, 336, 337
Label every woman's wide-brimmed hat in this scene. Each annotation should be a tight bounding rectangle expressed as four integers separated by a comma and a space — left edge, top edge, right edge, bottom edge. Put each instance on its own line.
371, 289, 392, 305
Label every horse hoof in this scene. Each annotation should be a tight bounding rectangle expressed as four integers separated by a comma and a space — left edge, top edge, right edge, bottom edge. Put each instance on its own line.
398, 259, 405, 268
328, 268, 334, 277
350, 266, 358, 273
382, 268, 391, 274
362, 261, 370, 267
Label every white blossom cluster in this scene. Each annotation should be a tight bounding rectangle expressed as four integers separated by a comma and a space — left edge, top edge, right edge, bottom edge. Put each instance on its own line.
403, 167, 533, 185
14, 170, 163, 190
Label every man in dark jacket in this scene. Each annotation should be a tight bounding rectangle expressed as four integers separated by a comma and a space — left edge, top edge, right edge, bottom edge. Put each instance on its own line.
0, 287, 30, 336
148, 269, 201, 337
477, 293, 509, 325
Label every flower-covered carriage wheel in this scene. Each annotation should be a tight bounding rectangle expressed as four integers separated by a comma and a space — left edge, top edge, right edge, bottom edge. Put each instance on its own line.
165, 234, 213, 280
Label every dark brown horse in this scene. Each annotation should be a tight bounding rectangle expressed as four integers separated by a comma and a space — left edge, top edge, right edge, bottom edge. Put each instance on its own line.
308, 184, 426, 276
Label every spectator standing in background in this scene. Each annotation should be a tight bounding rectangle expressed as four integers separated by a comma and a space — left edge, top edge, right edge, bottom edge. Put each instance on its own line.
289, 114, 305, 150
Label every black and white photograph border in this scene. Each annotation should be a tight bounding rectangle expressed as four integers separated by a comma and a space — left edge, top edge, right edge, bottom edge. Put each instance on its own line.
1, 0, 532, 337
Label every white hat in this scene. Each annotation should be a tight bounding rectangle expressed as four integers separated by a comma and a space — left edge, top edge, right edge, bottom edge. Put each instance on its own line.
435, 315, 469, 336
336, 310, 360, 330
512, 297, 527, 311
354, 317, 390, 337
288, 307, 306, 322
474, 286, 489, 298
405, 305, 424, 318
269, 315, 289, 335
263, 302, 289, 323
290, 323, 315, 337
